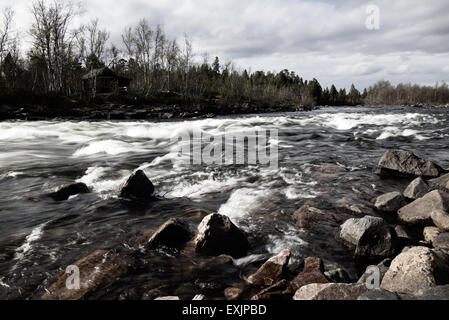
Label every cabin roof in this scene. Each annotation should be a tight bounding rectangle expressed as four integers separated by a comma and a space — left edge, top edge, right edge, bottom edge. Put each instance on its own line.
82, 67, 131, 81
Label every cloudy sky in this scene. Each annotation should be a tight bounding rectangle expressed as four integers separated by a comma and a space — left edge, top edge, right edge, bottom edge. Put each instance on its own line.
4, 0, 449, 89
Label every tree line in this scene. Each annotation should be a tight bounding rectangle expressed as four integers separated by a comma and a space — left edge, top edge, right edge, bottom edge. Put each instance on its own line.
1, 1, 448, 108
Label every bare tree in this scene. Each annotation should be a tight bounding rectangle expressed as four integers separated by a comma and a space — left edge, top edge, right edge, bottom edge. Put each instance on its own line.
0, 7, 14, 66
86, 18, 110, 63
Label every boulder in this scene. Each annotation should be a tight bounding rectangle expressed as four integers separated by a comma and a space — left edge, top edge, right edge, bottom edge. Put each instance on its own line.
293, 283, 368, 300
339, 216, 396, 259
193, 213, 249, 258
431, 210, 449, 231
381, 246, 449, 294
404, 178, 430, 200
250, 280, 292, 300
374, 192, 407, 212
247, 249, 291, 286
429, 173, 449, 191
42, 250, 130, 300
290, 257, 328, 291
143, 219, 192, 249
324, 268, 352, 283
334, 197, 367, 217
413, 285, 449, 300
357, 289, 400, 300
423, 226, 441, 245
48, 183, 90, 201
376, 149, 444, 178
398, 190, 449, 226
433, 233, 449, 251
119, 170, 155, 201
394, 225, 419, 246
292, 206, 338, 230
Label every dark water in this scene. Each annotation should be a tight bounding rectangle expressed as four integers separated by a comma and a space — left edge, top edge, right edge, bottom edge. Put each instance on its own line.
0, 106, 448, 299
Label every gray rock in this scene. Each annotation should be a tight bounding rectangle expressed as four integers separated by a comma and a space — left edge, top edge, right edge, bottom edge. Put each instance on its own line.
293, 283, 368, 300
423, 226, 441, 245
431, 210, 449, 231
404, 178, 430, 200
429, 173, 449, 191
247, 249, 291, 286
120, 170, 155, 201
292, 205, 339, 230
374, 192, 407, 212
414, 285, 449, 300
381, 246, 449, 294
193, 213, 249, 258
398, 190, 449, 226
433, 233, 449, 251
376, 149, 444, 178
334, 197, 368, 217
339, 216, 396, 259
357, 289, 400, 300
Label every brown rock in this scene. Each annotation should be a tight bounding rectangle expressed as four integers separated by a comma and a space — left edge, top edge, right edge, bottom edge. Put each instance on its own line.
290, 257, 328, 291
429, 173, 449, 191
247, 249, 291, 286
142, 218, 191, 249
398, 190, 449, 226
374, 192, 407, 212
293, 283, 368, 300
250, 280, 292, 300
293, 206, 338, 230
404, 177, 430, 200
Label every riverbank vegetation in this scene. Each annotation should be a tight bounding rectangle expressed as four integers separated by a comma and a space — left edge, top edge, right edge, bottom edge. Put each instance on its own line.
1, 1, 449, 112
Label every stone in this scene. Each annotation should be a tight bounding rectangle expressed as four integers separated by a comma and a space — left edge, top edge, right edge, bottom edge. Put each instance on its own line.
290, 257, 328, 291
224, 287, 244, 300
357, 289, 400, 300
376, 149, 444, 178
143, 218, 192, 249
431, 210, 449, 231
429, 173, 449, 191
423, 227, 441, 245
324, 268, 352, 283
334, 198, 367, 217
398, 190, 449, 226
247, 249, 291, 287
404, 178, 430, 200
433, 233, 449, 251
292, 205, 338, 230
413, 285, 449, 300
42, 250, 130, 300
193, 213, 249, 258
119, 170, 155, 201
394, 225, 419, 246
381, 246, 449, 294
250, 280, 292, 300
155, 296, 180, 300
293, 283, 368, 300
374, 192, 407, 212
339, 216, 396, 259
47, 183, 90, 201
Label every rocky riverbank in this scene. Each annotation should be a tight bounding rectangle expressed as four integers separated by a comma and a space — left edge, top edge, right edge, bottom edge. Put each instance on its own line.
37, 148, 449, 300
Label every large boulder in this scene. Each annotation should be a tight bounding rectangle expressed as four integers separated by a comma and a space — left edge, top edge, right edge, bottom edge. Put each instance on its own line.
339, 216, 396, 259
48, 183, 90, 201
404, 178, 430, 200
380, 246, 449, 294
293, 283, 368, 300
247, 249, 291, 286
292, 206, 339, 230
429, 173, 449, 191
193, 213, 249, 258
398, 190, 449, 226
250, 280, 292, 300
374, 192, 407, 212
42, 250, 130, 300
119, 170, 155, 201
376, 150, 444, 178
142, 218, 192, 249
290, 257, 328, 291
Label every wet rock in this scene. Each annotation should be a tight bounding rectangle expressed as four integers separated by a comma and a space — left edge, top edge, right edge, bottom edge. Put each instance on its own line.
317, 163, 347, 174
155, 296, 180, 300
433, 233, 449, 251
247, 249, 291, 287
398, 190, 449, 226
324, 268, 352, 283
404, 177, 430, 200
293, 283, 368, 301
224, 286, 245, 300
42, 250, 130, 300
357, 289, 400, 300
413, 285, 449, 300
251, 280, 292, 300
47, 183, 90, 201
290, 257, 328, 291
293, 206, 338, 230
143, 218, 192, 249
429, 173, 449, 191
376, 149, 444, 178
334, 197, 367, 217
423, 226, 441, 245
374, 192, 407, 212
431, 210, 449, 231
338, 216, 396, 259
119, 170, 155, 201
193, 214, 249, 258
357, 259, 391, 285
381, 246, 449, 294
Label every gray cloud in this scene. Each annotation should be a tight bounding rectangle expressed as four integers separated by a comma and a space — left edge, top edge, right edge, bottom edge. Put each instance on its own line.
3, 0, 449, 89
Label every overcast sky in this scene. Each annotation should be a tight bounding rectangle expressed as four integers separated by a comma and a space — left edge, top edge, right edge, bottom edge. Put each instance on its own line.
4, 0, 449, 89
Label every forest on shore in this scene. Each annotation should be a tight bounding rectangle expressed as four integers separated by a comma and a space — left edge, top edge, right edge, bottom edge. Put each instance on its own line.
1, 1, 449, 112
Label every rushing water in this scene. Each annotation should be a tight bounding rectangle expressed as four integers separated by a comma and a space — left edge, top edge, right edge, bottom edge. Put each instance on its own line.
0, 106, 448, 299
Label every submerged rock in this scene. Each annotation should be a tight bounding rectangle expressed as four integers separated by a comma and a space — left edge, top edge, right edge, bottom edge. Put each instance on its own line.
47, 183, 90, 201
42, 250, 130, 300
376, 149, 444, 178
143, 218, 192, 249
247, 249, 291, 287
398, 190, 449, 226
334, 197, 367, 217
119, 170, 155, 201
339, 216, 396, 259
193, 213, 249, 258
374, 192, 407, 212
293, 283, 368, 301
381, 246, 449, 294
290, 257, 328, 291
404, 177, 430, 200
293, 205, 338, 230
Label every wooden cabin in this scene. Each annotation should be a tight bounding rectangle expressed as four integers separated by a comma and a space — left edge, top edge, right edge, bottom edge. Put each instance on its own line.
82, 67, 131, 97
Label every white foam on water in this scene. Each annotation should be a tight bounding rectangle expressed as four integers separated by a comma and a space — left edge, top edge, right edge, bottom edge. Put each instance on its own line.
284, 186, 321, 200
73, 140, 144, 157
14, 223, 47, 261
266, 226, 308, 263
218, 188, 270, 222
76, 166, 130, 198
